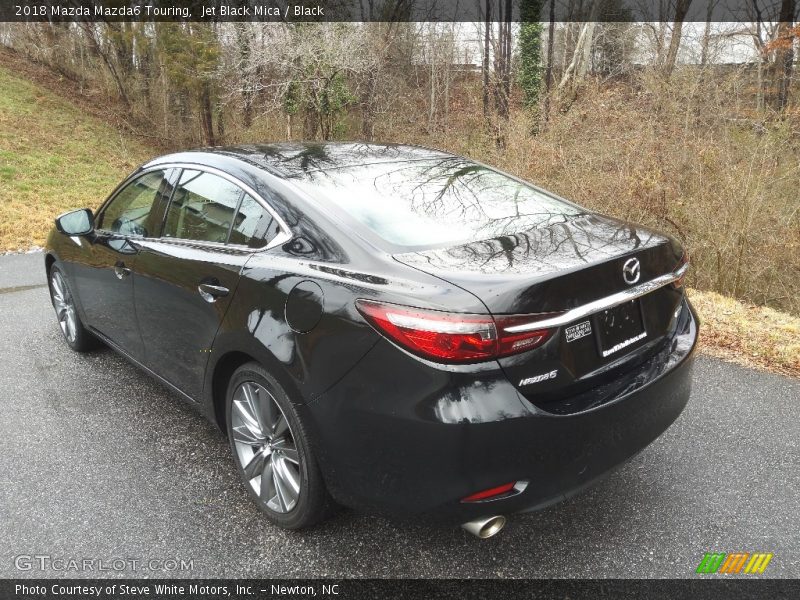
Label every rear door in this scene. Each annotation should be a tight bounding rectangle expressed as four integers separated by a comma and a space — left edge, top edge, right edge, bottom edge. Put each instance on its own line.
71, 168, 174, 360
133, 168, 280, 400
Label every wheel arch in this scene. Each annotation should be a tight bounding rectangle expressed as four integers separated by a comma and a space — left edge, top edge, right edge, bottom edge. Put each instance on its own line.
44, 253, 56, 278
209, 350, 253, 434
207, 341, 305, 436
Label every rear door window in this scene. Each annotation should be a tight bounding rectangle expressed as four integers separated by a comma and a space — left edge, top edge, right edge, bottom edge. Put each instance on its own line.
229, 193, 280, 248
162, 170, 244, 244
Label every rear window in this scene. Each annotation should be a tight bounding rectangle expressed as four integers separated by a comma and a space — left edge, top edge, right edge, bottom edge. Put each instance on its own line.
292, 159, 582, 248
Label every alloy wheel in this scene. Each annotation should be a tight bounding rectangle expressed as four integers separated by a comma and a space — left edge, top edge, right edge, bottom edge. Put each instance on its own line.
230, 381, 301, 513
51, 270, 78, 344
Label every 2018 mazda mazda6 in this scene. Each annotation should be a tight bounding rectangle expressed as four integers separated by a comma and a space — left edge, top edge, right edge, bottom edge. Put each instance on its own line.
45, 143, 697, 536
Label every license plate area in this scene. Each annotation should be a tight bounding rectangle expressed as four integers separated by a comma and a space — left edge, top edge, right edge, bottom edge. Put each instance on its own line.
594, 299, 647, 358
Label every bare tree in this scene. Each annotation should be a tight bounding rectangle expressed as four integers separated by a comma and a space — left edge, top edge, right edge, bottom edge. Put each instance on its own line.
775, 0, 796, 110
543, 0, 555, 121
482, 0, 491, 121
240, 24, 378, 140
558, 1, 601, 92
663, 0, 694, 77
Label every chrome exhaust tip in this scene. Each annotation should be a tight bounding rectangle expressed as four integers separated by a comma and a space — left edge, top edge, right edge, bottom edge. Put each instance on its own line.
461, 515, 507, 539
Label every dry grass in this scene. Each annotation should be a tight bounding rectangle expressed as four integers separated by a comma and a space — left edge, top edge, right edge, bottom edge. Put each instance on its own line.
688, 288, 800, 378
0, 65, 151, 252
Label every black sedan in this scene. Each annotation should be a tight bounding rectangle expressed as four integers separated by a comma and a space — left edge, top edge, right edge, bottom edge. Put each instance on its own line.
45, 143, 697, 537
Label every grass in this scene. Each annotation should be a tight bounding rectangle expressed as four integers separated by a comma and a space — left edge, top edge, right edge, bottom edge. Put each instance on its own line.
0, 65, 151, 252
688, 288, 800, 378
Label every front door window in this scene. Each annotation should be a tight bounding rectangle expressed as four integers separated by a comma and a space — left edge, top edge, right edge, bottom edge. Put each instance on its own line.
97, 170, 170, 238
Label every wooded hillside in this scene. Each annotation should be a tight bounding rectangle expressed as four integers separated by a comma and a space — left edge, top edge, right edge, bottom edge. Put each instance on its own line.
0, 14, 798, 314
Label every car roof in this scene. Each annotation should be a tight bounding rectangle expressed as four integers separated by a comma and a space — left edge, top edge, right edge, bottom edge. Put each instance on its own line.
146, 142, 455, 179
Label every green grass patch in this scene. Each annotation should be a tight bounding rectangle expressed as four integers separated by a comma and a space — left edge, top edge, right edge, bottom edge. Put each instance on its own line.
0, 66, 152, 251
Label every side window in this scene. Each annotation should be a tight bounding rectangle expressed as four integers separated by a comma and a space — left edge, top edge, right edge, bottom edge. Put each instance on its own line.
97, 170, 168, 237
229, 194, 280, 248
163, 170, 244, 243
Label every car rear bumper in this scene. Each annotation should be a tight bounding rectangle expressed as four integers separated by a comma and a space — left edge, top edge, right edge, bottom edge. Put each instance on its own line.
305, 298, 698, 522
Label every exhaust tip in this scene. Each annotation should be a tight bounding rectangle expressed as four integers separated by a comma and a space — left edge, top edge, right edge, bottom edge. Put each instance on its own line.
461, 515, 507, 539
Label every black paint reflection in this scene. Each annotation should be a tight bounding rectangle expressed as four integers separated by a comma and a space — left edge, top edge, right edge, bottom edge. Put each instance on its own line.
432, 379, 535, 424
277, 200, 347, 263
398, 213, 661, 276
216, 142, 451, 178
290, 157, 589, 249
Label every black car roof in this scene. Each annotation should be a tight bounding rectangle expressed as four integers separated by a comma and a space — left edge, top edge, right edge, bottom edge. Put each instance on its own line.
147, 142, 455, 179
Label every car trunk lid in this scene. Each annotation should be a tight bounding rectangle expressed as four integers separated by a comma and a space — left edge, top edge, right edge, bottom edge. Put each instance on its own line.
394, 213, 686, 410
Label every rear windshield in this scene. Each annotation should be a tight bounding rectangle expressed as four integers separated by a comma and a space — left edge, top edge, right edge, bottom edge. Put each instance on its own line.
292, 158, 583, 248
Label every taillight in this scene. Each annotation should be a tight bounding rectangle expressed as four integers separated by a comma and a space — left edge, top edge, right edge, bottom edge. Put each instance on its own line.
461, 480, 528, 502
672, 251, 689, 289
461, 482, 516, 503
355, 300, 553, 364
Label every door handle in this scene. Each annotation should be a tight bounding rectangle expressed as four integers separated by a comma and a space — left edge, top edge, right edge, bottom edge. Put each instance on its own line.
114, 262, 132, 280
198, 282, 229, 303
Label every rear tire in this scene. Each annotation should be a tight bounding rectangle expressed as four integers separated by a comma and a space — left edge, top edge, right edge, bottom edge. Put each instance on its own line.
225, 361, 333, 529
49, 264, 97, 352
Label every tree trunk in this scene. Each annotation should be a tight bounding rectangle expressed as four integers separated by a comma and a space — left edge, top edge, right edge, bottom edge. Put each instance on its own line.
558, 2, 599, 92
237, 26, 254, 129
700, 1, 714, 67
482, 0, 491, 122
199, 82, 215, 146
577, 21, 596, 79
663, 0, 693, 77
504, 0, 512, 113
493, 0, 513, 121
544, 0, 555, 121
775, 0, 796, 111
361, 68, 378, 141
428, 44, 437, 132
216, 103, 225, 145
81, 23, 130, 107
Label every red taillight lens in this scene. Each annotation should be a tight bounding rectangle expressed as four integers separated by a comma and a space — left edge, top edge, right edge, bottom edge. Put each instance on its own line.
355, 300, 553, 363
461, 482, 517, 503
355, 300, 497, 362
494, 315, 552, 357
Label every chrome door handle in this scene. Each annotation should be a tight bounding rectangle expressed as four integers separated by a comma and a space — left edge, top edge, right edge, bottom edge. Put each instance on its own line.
198, 283, 229, 303
114, 262, 132, 280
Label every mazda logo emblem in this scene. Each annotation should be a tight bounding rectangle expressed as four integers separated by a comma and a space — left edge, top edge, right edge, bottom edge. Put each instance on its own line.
622, 258, 641, 285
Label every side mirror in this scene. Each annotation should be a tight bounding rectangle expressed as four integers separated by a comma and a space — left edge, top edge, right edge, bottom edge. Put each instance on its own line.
55, 208, 94, 236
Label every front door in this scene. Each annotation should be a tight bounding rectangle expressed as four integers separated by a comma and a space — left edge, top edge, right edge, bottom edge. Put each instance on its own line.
71, 169, 173, 359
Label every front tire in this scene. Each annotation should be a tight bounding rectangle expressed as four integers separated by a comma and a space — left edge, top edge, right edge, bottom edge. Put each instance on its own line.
49, 264, 96, 352
225, 362, 332, 529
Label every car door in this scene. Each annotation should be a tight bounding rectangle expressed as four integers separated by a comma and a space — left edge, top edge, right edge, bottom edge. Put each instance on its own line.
70, 168, 175, 360
133, 168, 282, 400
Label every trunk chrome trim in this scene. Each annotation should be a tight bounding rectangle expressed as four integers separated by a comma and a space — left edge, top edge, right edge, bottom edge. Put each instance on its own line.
502, 263, 689, 333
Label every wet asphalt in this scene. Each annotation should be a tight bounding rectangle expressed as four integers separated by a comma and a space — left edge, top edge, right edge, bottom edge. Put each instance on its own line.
0, 252, 798, 579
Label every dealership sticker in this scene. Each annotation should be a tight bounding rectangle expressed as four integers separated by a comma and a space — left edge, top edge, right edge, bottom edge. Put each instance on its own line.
565, 320, 592, 343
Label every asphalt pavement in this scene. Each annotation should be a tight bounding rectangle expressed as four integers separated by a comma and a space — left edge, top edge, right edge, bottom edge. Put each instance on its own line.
0, 252, 797, 578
